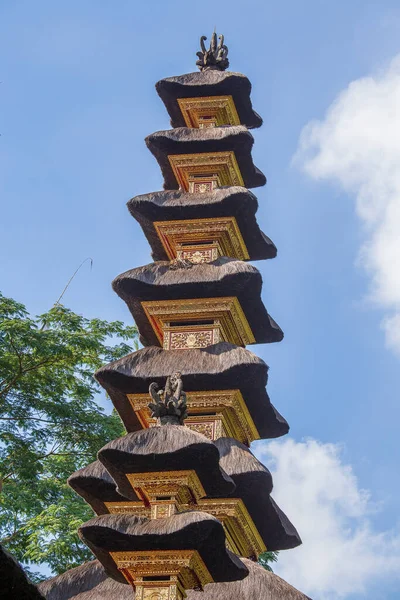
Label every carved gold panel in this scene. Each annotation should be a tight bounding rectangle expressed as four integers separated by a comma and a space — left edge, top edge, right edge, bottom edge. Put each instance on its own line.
141, 297, 255, 349
127, 389, 260, 445
176, 244, 219, 264
168, 152, 244, 191
150, 501, 178, 520
153, 217, 249, 262
163, 324, 220, 350
136, 585, 173, 600
135, 580, 181, 600
177, 95, 241, 128
188, 176, 218, 193
185, 416, 225, 441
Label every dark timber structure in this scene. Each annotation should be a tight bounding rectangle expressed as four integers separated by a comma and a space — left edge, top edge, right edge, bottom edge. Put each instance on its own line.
40, 33, 311, 600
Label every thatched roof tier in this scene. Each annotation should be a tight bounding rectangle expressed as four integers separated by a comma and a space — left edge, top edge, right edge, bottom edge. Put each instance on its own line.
127, 187, 277, 261
0, 545, 45, 600
78, 512, 248, 584
190, 557, 312, 600
97, 426, 235, 499
67, 438, 299, 551
95, 343, 289, 439
112, 258, 283, 346
216, 439, 302, 551
68, 461, 128, 515
38, 557, 312, 600
155, 70, 263, 129
145, 126, 266, 189
38, 560, 106, 600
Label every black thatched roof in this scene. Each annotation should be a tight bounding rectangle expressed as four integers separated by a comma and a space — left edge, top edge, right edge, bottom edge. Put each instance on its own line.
155, 70, 263, 129
38, 557, 312, 600
112, 258, 283, 346
78, 512, 248, 584
95, 343, 289, 439
145, 127, 266, 190
0, 545, 45, 600
216, 438, 302, 551
68, 461, 128, 516
97, 426, 235, 499
127, 187, 277, 261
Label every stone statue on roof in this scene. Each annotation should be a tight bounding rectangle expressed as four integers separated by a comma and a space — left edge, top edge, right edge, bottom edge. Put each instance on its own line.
196, 31, 229, 71
148, 372, 188, 425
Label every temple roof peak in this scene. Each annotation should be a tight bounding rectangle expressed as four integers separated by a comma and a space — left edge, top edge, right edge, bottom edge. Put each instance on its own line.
196, 31, 229, 72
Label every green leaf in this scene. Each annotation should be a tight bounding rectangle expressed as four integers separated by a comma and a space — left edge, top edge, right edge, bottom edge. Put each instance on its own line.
258, 551, 279, 572
0, 292, 138, 575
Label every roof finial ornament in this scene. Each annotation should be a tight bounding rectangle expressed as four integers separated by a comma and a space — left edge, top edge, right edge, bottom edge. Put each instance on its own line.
148, 372, 188, 425
196, 31, 229, 72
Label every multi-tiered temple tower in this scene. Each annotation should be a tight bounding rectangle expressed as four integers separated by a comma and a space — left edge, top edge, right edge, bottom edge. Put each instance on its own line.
41, 33, 311, 600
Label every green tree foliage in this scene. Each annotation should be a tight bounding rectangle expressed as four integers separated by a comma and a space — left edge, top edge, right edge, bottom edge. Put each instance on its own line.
0, 292, 137, 579
258, 551, 279, 572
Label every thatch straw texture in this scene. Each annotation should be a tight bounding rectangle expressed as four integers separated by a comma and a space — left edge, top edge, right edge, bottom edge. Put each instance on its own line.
145, 126, 266, 189
38, 560, 106, 600
68, 461, 127, 516
189, 558, 312, 600
0, 545, 45, 599
95, 343, 289, 438
127, 187, 276, 261
39, 558, 312, 600
97, 425, 235, 499
112, 257, 283, 346
155, 70, 263, 129
78, 512, 248, 584
215, 438, 302, 551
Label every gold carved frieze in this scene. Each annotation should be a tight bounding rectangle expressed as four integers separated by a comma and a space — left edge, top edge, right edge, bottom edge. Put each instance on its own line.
168, 152, 244, 191
177, 95, 241, 128
141, 297, 255, 349
127, 389, 260, 445
153, 217, 250, 262
104, 501, 150, 517
180, 498, 266, 559
110, 549, 213, 600
126, 470, 206, 506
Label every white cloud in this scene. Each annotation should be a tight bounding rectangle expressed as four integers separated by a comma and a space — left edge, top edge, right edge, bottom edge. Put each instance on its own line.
294, 55, 400, 354
254, 438, 400, 599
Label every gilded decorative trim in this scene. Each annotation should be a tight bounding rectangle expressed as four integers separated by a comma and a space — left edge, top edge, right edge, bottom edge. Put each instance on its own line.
141, 296, 255, 349
104, 501, 150, 516
110, 549, 213, 597
127, 389, 260, 445
126, 470, 206, 505
177, 95, 241, 128
183, 498, 266, 558
168, 151, 244, 191
153, 216, 250, 262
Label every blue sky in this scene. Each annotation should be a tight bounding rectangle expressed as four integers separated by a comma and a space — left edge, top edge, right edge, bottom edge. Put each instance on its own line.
1, 1, 400, 598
